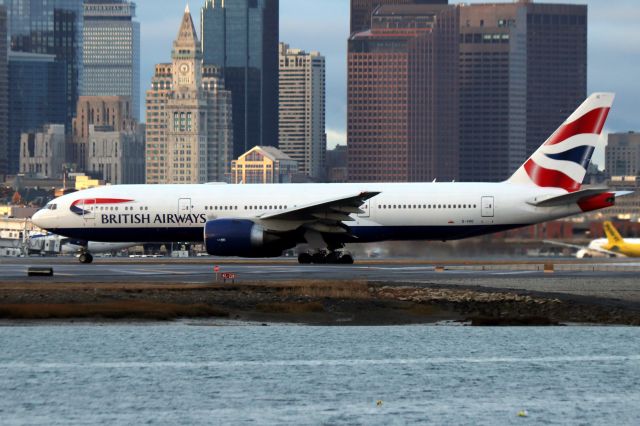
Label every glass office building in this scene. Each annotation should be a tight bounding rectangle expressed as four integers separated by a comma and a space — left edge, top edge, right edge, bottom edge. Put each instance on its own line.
8, 52, 67, 175
201, 0, 279, 158
0, 6, 7, 177
82, 1, 140, 120
0, 0, 83, 133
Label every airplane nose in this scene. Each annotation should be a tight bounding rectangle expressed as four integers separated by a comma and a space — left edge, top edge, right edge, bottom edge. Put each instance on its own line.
32, 209, 50, 230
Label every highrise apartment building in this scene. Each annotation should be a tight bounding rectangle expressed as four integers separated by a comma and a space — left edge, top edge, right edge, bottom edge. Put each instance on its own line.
0, 6, 8, 177
348, 4, 459, 182
606, 132, 640, 178
459, 2, 587, 182
201, 0, 279, 157
350, 0, 448, 34
146, 6, 233, 184
0, 0, 84, 132
82, 0, 140, 120
278, 43, 326, 180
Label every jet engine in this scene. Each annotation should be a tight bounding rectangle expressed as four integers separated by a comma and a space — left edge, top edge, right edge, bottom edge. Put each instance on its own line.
204, 219, 294, 258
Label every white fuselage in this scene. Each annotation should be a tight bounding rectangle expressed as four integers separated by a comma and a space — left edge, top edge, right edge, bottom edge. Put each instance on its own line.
32, 182, 585, 245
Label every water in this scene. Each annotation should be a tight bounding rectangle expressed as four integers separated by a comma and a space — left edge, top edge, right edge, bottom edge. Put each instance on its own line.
1, 324, 639, 425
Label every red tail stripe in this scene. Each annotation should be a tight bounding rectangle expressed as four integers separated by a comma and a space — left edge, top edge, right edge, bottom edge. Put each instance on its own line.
524, 159, 581, 193
545, 107, 610, 146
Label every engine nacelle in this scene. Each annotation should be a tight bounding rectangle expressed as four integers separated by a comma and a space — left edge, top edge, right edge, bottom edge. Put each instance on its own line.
204, 219, 292, 258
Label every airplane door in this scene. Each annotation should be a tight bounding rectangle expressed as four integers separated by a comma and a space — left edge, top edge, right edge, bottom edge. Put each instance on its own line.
179, 198, 192, 214
481, 196, 494, 218
358, 200, 370, 218
82, 199, 95, 221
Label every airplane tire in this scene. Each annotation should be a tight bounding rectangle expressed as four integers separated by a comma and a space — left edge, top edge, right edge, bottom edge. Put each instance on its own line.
298, 253, 313, 264
339, 254, 354, 265
325, 252, 341, 264
312, 252, 327, 264
79, 253, 94, 264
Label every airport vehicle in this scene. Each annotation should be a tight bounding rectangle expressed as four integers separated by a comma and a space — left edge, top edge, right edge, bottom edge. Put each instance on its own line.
29, 233, 137, 263
33, 93, 629, 264
547, 221, 640, 258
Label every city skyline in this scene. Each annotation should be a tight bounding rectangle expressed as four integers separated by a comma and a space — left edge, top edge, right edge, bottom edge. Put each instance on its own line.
138, 0, 640, 166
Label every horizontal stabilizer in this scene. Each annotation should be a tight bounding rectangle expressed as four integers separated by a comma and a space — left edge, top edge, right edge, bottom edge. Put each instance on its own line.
527, 187, 612, 207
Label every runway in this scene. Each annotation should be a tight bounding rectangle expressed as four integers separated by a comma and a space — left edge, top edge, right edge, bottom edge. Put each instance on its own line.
2, 257, 640, 303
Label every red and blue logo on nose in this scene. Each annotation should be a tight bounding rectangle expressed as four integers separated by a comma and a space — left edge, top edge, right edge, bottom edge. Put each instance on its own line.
70, 198, 134, 216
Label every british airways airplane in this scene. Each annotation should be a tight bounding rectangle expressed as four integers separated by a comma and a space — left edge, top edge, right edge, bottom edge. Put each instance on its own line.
33, 93, 626, 264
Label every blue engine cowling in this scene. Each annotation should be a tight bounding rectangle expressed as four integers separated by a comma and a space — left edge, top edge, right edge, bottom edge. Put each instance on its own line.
204, 219, 292, 258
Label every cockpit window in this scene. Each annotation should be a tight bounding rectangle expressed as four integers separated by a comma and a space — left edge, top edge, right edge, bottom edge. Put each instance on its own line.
44, 204, 57, 210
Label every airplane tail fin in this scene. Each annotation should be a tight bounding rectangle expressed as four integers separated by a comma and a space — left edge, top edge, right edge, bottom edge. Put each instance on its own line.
603, 221, 624, 245
508, 93, 614, 192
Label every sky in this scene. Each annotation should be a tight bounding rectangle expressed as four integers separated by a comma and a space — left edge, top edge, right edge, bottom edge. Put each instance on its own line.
137, 0, 640, 165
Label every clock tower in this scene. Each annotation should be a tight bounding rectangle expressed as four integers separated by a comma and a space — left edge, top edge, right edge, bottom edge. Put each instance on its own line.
171, 5, 202, 88
145, 5, 233, 185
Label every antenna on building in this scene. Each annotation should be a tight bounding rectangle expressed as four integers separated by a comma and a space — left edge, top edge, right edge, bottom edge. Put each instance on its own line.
185, 3, 190, 14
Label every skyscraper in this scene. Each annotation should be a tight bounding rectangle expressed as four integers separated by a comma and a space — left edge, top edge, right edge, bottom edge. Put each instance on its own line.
350, 0, 448, 34
348, 4, 459, 182
8, 52, 67, 175
278, 43, 326, 180
201, 0, 279, 157
458, 2, 587, 182
146, 6, 233, 184
82, 0, 141, 120
0, 6, 8, 177
525, 3, 587, 157
0, 0, 83, 132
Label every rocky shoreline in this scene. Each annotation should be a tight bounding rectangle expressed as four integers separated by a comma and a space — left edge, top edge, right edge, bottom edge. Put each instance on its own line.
0, 280, 639, 325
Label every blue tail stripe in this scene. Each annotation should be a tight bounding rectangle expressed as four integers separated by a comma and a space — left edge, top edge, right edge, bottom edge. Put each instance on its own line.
545, 145, 595, 169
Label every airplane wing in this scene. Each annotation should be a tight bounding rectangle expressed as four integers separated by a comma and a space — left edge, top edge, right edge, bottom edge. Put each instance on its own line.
256, 191, 380, 234
543, 240, 625, 258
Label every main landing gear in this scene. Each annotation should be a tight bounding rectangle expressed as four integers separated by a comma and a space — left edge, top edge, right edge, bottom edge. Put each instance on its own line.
78, 252, 94, 264
298, 251, 354, 265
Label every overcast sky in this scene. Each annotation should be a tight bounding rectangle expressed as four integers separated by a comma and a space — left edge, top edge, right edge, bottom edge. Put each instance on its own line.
137, 0, 639, 165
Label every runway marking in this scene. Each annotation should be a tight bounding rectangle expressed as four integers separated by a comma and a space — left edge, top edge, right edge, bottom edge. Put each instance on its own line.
492, 271, 539, 276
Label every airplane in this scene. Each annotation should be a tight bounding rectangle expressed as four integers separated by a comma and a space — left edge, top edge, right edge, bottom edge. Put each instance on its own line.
546, 221, 640, 258
28, 233, 138, 263
32, 93, 630, 264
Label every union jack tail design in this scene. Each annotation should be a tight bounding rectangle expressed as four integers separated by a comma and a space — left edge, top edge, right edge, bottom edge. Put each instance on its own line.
508, 93, 614, 193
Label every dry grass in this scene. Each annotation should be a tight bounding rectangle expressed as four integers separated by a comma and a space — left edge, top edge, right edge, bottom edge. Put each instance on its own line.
255, 302, 325, 314
266, 280, 372, 299
0, 301, 229, 321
